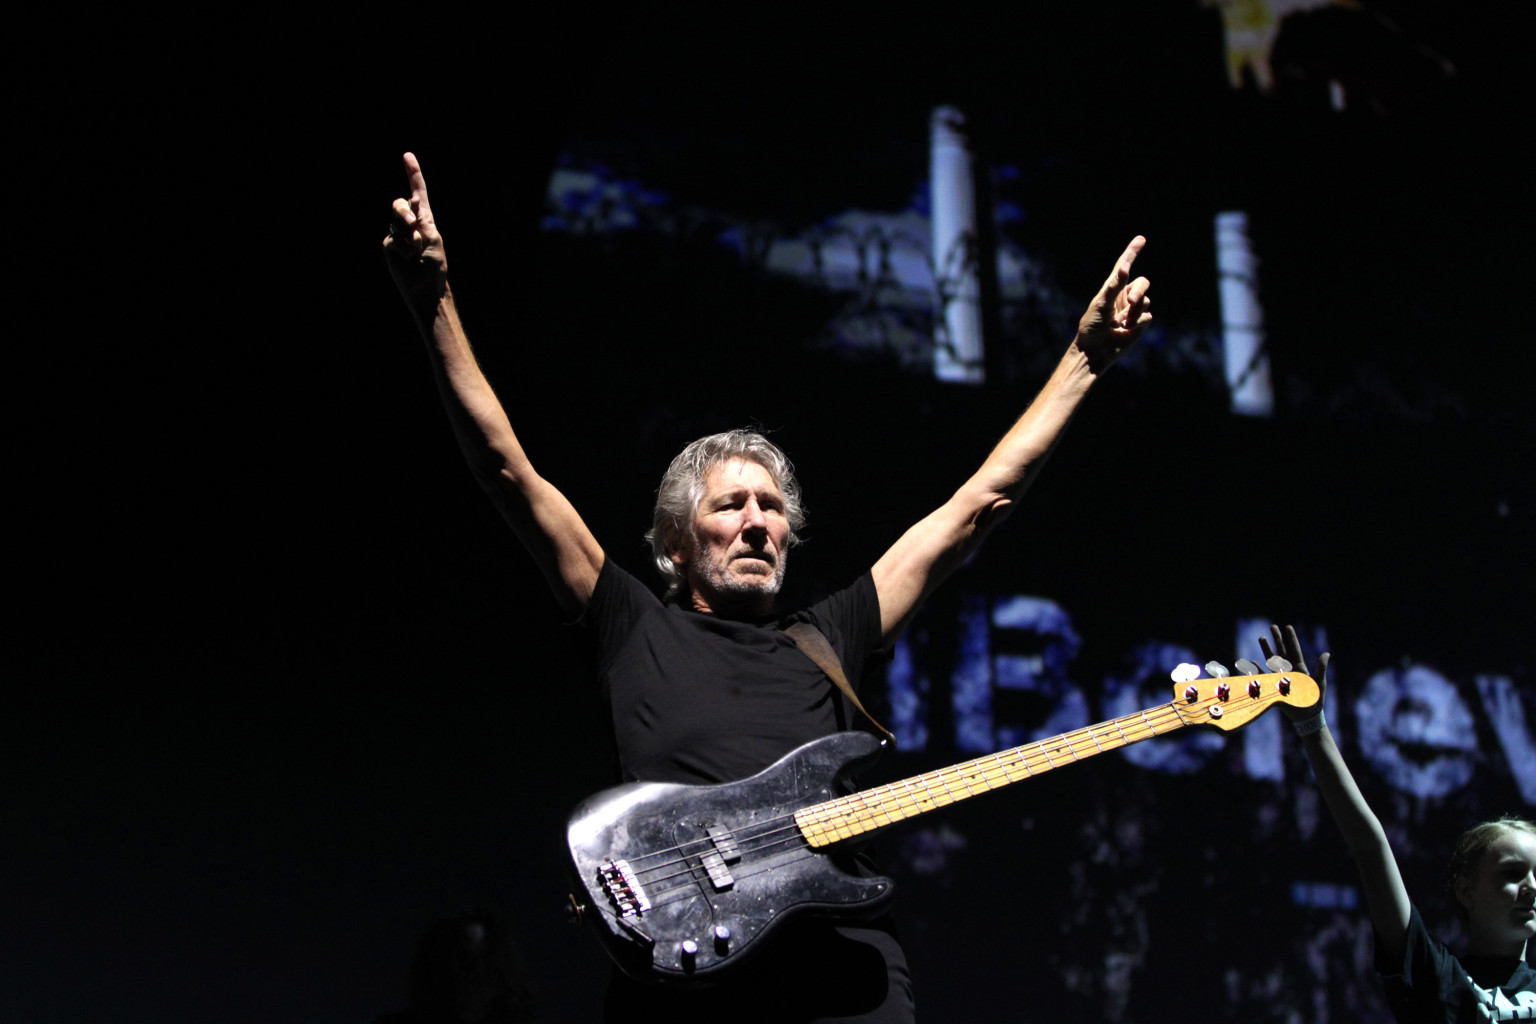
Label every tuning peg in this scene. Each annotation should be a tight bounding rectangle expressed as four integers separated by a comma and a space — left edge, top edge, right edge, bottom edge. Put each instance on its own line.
1204, 661, 1230, 678
1234, 658, 1261, 676
1265, 655, 1293, 673
1170, 663, 1202, 683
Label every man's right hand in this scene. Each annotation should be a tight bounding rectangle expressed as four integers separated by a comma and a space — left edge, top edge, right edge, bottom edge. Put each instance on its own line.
383, 152, 448, 308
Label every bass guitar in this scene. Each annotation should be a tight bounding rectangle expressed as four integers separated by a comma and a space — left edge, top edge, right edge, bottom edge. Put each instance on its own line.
566, 660, 1317, 984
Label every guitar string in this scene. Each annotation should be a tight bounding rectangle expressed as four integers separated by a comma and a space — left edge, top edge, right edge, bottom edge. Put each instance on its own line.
619, 692, 1245, 895
626, 700, 1197, 898
612, 692, 1278, 904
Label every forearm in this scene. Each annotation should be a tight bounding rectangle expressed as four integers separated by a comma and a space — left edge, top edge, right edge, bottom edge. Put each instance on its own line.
962, 229, 1150, 508
1302, 727, 1389, 852
871, 339, 1102, 638
1300, 725, 1411, 953
411, 285, 535, 486
962, 337, 1100, 519
409, 286, 603, 611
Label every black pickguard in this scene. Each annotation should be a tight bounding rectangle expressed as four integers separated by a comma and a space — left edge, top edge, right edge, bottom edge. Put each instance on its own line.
565, 730, 892, 984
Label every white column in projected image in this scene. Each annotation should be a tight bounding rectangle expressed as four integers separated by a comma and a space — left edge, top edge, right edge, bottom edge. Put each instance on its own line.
930, 106, 984, 385
1215, 211, 1274, 416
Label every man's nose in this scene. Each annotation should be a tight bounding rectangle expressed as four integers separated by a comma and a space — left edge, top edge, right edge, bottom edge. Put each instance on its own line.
741, 501, 769, 540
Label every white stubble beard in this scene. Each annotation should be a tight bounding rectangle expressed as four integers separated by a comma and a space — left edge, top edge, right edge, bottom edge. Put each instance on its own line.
689, 535, 788, 613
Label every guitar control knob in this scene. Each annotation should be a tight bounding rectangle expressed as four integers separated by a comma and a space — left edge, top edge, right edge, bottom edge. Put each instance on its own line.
680, 938, 698, 965
714, 924, 731, 954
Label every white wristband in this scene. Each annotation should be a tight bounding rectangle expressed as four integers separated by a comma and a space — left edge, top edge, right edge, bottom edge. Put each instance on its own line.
1293, 708, 1327, 737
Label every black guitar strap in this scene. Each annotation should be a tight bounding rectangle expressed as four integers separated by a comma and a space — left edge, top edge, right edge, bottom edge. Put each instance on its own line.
781, 622, 896, 747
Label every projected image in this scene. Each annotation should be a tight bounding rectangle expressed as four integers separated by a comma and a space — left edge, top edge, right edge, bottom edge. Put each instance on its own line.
14, 6, 1530, 1024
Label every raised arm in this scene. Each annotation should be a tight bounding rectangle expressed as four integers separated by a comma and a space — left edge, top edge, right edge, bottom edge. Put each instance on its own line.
384, 152, 603, 614
870, 236, 1152, 643
1265, 624, 1412, 963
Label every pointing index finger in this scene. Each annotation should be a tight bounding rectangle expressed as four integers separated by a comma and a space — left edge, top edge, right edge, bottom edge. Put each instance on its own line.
1099, 235, 1147, 298
402, 151, 431, 210
1115, 235, 1146, 280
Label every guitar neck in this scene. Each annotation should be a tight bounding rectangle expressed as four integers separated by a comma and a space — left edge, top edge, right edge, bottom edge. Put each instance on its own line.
794, 690, 1226, 848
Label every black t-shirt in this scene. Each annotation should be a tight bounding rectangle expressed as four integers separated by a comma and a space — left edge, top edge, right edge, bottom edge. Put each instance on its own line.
581, 559, 914, 1024
583, 557, 885, 785
1379, 905, 1536, 1022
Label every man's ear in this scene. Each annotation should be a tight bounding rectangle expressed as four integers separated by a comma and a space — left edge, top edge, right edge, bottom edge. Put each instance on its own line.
665, 524, 691, 567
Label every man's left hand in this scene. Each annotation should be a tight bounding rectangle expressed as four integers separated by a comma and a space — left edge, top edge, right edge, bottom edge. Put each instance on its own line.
1074, 236, 1152, 372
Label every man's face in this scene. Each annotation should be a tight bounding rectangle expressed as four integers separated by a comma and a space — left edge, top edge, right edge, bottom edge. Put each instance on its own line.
672, 457, 791, 616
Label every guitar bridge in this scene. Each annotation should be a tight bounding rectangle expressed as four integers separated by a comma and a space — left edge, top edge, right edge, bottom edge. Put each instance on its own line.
599, 858, 651, 918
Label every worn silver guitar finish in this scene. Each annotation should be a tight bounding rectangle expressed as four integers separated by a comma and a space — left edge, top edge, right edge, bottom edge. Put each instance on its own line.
566, 730, 892, 984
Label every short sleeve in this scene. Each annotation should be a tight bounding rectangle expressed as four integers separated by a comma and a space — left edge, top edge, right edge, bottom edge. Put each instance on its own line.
1378, 904, 1459, 1023
788, 573, 884, 697
580, 558, 662, 677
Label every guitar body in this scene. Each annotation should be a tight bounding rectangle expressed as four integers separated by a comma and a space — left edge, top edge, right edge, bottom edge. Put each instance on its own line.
566, 730, 893, 984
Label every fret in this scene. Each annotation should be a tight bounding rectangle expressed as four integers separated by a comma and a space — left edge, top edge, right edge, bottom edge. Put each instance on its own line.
899, 776, 928, 817
1086, 725, 1106, 754
936, 768, 962, 805
989, 751, 1014, 785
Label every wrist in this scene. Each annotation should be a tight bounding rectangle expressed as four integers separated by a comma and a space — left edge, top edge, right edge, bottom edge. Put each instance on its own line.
409, 278, 454, 327
1057, 339, 1103, 391
1292, 706, 1327, 738
1066, 334, 1119, 380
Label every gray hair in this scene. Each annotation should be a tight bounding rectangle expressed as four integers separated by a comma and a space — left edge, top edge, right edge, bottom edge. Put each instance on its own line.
645, 429, 806, 599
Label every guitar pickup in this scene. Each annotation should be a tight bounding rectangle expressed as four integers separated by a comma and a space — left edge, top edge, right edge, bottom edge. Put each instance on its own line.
700, 851, 736, 890
599, 858, 652, 918
707, 824, 741, 862
699, 824, 741, 891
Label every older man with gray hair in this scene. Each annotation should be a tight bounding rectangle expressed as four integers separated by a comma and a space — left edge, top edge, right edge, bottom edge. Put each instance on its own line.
385, 152, 1152, 1024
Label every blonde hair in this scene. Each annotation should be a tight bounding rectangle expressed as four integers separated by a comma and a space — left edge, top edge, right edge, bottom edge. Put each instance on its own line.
1446, 815, 1536, 913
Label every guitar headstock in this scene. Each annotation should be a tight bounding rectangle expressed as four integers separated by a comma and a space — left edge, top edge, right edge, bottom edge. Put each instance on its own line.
1168, 658, 1319, 732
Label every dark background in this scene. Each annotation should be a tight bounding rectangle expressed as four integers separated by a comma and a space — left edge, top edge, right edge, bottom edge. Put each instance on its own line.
9, 3, 1533, 1021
